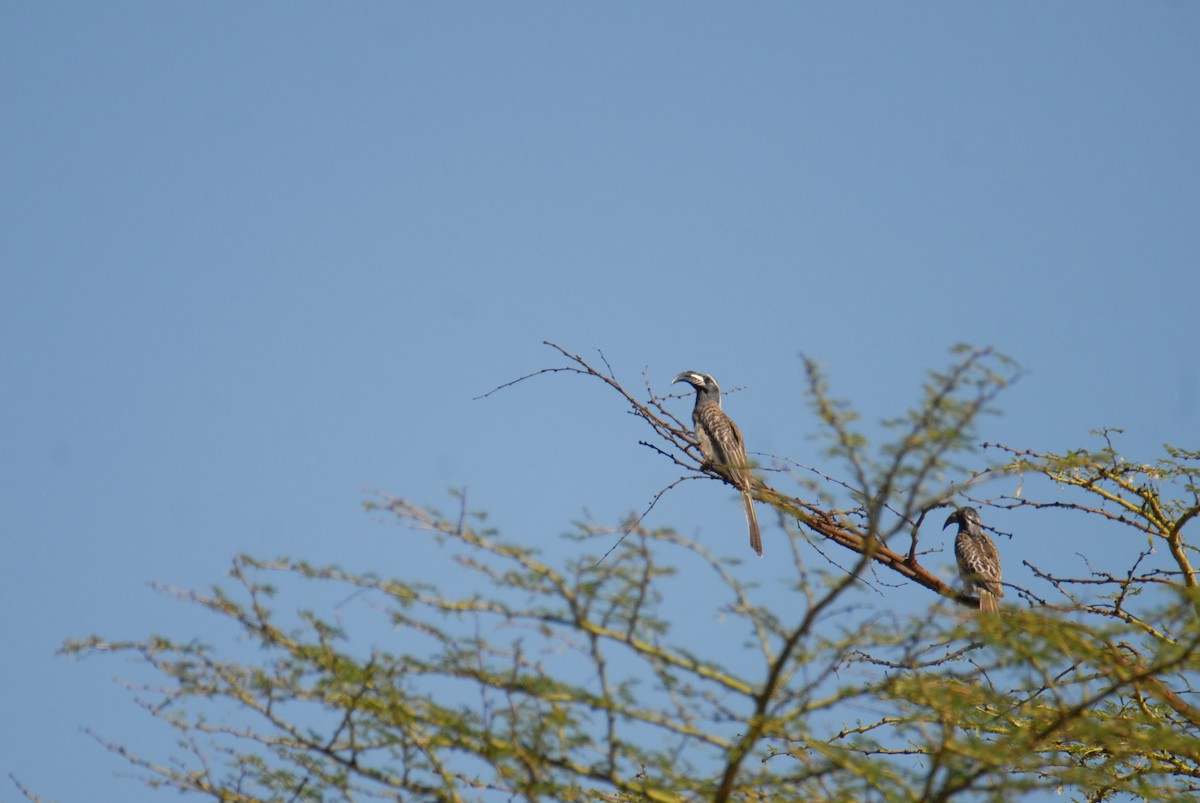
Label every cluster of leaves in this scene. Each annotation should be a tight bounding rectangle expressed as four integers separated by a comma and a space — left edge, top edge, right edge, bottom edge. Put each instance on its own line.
42, 344, 1200, 801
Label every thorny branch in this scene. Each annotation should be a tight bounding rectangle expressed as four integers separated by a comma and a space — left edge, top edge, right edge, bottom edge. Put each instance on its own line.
479, 341, 985, 609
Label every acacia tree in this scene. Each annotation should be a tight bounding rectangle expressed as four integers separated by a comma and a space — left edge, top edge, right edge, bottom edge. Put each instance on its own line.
39, 343, 1200, 801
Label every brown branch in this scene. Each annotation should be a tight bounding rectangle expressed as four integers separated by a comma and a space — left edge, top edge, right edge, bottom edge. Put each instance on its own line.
481, 342, 982, 611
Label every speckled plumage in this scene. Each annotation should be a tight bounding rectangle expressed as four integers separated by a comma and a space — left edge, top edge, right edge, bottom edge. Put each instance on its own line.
674, 371, 761, 557
944, 506, 1003, 614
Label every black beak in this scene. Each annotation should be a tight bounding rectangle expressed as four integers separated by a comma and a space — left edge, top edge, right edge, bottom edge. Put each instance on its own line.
943, 510, 958, 529
672, 371, 696, 386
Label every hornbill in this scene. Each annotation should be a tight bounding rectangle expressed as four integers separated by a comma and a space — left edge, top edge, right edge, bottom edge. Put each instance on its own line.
943, 506, 1004, 614
673, 371, 761, 556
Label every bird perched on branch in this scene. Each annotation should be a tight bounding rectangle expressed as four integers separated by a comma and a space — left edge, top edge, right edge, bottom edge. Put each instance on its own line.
943, 506, 1003, 614
673, 371, 761, 556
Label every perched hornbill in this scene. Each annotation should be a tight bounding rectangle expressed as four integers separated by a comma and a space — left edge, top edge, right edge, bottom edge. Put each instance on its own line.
943, 506, 1004, 614
673, 371, 761, 556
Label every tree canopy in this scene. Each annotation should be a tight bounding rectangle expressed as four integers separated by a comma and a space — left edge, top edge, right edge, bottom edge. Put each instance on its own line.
44, 344, 1200, 802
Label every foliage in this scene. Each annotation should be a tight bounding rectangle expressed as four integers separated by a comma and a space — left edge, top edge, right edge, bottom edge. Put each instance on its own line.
45, 344, 1200, 802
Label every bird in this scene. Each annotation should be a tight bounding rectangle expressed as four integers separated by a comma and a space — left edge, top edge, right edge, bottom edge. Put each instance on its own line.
943, 506, 1004, 614
673, 371, 761, 556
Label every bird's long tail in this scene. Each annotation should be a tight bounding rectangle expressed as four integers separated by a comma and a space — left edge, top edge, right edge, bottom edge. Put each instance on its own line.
742, 491, 762, 557
979, 590, 1000, 615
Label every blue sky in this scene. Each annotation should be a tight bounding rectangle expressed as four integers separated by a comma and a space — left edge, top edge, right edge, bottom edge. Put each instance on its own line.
3, 3, 1198, 800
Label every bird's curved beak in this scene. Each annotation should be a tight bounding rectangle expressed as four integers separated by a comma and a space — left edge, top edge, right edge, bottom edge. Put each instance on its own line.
672, 372, 693, 385
943, 511, 958, 529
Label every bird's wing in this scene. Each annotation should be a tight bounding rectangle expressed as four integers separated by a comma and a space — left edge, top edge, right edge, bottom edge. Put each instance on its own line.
979, 537, 1002, 584
698, 405, 752, 483
960, 535, 1004, 599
